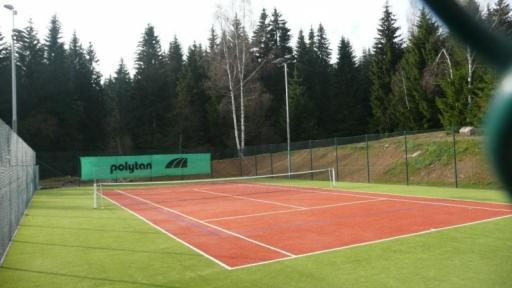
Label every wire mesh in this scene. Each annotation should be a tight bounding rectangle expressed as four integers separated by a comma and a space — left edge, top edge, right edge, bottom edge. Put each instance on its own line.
367, 132, 405, 184
0, 119, 38, 264
37, 128, 499, 191
454, 128, 499, 189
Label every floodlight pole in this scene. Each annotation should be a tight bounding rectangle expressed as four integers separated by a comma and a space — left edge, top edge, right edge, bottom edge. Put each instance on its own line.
4, 4, 17, 133
273, 55, 294, 177
284, 62, 291, 177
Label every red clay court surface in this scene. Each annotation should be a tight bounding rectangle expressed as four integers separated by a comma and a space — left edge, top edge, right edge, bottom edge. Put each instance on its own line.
103, 183, 512, 269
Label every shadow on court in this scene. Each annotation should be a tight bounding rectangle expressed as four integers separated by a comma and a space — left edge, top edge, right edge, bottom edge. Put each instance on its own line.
0, 266, 182, 288
12, 240, 202, 258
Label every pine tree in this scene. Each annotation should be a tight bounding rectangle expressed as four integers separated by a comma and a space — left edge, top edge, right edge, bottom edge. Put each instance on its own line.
250, 8, 293, 143
105, 59, 132, 153
314, 24, 332, 135
43, 15, 77, 150
331, 37, 360, 135
391, 9, 443, 130
165, 36, 184, 145
356, 48, 373, 132
294, 28, 324, 136
85, 43, 106, 149
131, 25, 168, 148
268, 8, 293, 58
287, 68, 318, 140
175, 44, 209, 147
487, 0, 512, 36
66, 34, 106, 150
207, 26, 218, 55
0, 32, 10, 124
252, 9, 271, 61
315, 24, 331, 65
17, 29, 53, 150
15, 21, 43, 137
370, 3, 403, 132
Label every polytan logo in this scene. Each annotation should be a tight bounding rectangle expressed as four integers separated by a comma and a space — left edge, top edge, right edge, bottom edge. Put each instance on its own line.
166, 158, 188, 169
110, 162, 152, 174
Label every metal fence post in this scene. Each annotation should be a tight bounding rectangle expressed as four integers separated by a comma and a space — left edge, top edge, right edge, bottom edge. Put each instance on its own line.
309, 140, 313, 180
254, 154, 258, 176
452, 127, 459, 188
334, 137, 339, 181
404, 131, 409, 186
77, 151, 81, 187
269, 144, 274, 175
365, 134, 370, 183
239, 149, 243, 177
210, 151, 213, 178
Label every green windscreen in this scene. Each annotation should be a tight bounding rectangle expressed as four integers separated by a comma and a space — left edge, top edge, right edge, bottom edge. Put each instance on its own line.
80, 153, 211, 180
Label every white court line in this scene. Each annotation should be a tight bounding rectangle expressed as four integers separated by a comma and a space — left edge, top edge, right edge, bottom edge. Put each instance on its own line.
112, 190, 295, 257
193, 188, 306, 209
205, 198, 386, 222
232, 214, 512, 270
104, 189, 512, 270
243, 183, 512, 212
237, 183, 379, 200
103, 194, 233, 270
322, 186, 512, 206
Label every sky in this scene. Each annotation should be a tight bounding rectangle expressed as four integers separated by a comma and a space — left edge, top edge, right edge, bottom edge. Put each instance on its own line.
0, 0, 501, 77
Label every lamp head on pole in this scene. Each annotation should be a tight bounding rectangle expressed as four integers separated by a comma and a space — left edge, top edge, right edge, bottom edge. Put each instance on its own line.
272, 55, 295, 66
3, 4, 14, 10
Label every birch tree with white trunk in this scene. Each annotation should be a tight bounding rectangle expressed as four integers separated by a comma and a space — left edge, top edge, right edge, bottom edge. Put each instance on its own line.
215, 0, 268, 156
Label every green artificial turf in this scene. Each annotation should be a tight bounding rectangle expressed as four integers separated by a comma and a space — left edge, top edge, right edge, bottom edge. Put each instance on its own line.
0, 183, 511, 288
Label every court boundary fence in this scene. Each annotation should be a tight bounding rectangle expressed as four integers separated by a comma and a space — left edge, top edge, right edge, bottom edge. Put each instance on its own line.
0, 119, 39, 265
38, 127, 493, 189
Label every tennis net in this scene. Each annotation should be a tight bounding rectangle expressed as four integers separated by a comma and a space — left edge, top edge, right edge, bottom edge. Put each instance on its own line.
93, 168, 336, 208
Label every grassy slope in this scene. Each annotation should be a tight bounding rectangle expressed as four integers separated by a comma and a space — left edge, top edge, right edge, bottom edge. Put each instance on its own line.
0, 185, 511, 288
212, 132, 498, 189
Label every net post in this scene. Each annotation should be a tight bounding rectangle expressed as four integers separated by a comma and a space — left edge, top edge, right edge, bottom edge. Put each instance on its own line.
331, 168, 336, 187
99, 182, 104, 208
93, 180, 97, 209
327, 168, 333, 188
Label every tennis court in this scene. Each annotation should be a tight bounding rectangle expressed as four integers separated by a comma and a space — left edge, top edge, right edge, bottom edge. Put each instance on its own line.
99, 175, 512, 269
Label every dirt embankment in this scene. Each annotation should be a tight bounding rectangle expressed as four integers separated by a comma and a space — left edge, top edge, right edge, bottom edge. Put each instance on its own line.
212, 132, 498, 188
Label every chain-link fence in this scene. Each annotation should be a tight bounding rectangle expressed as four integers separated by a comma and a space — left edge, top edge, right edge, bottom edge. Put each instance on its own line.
0, 119, 39, 264
37, 127, 499, 189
